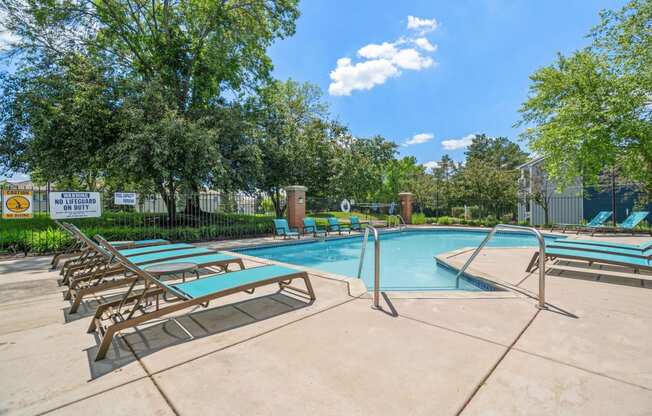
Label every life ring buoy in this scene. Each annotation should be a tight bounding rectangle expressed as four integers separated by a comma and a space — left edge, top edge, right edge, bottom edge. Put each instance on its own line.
340, 199, 351, 213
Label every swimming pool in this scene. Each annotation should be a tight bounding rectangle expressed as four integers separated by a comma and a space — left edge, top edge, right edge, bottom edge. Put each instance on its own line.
237, 229, 559, 291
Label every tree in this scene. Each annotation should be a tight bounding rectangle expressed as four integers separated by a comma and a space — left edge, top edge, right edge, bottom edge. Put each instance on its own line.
465, 134, 528, 170
0, 55, 122, 190
331, 134, 397, 203
0, 0, 300, 214
518, 0, 652, 199
253, 79, 337, 216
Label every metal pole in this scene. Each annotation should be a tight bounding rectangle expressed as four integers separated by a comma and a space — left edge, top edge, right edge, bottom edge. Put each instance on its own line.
373, 231, 380, 308
453, 224, 547, 309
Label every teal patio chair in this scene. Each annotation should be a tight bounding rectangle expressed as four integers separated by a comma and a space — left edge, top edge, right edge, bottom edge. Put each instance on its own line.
526, 245, 651, 274
63, 227, 244, 313
590, 211, 649, 235
350, 216, 363, 231
303, 217, 327, 237
327, 217, 351, 234
272, 219, 300, 239
547, 239, 652, 259
89, 249, 315, 360
552, 211, 612, 234
551, 238, 652, 252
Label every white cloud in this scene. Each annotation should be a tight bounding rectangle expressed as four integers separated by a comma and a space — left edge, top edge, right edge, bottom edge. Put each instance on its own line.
407, 16, 438, 34
358, 42, 398, 60
329, 58, 400, 96
391, 48, 434, 70
422, 161, 440, 172
415, 37, 437, 52
328, 16, 439, 96
404, 132, 434, 146
442, 134, 476, 150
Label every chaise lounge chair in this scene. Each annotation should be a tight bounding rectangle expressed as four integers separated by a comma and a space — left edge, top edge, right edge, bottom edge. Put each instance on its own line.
88, 250, 315, 360
52, 221, 171, 269
350, 216, 364, 231
551, 211, 612, 234
526, 245, 651, 274
550, 238, 652, 252
303, 217, 327, 237
589, 211, 649, 236
272, 219, 300, 239
63, 225, 244, 313
327, 217, 351, 235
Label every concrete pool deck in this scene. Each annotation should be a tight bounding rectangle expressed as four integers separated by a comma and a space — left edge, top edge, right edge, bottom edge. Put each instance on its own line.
0, 231, 651, 415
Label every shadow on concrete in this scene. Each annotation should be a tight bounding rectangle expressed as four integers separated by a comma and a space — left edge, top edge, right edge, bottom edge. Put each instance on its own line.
85, 291, 313, 377
0, 278, 60, 303
0, 256, 53, 274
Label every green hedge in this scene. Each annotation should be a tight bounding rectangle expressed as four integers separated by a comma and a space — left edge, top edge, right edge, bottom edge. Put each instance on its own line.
0, 212, 275, 255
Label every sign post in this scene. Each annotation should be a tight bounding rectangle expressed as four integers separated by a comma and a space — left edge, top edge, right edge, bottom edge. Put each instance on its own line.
49, 192, 102, 219
2, 189, 34, 219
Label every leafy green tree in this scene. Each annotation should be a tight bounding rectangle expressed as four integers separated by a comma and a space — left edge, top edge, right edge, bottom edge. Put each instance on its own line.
0, 55, 122, 190
253, 79, 337, 216
1, 0, 300, 215
331, 134, 397, 202
465, 134, 528, 170
518, 0, 652, 197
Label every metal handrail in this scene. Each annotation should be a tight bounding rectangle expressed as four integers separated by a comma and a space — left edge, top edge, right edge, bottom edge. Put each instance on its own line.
454, 224, 547, 309
357, 225, 381, 308
395, 215, 407, 231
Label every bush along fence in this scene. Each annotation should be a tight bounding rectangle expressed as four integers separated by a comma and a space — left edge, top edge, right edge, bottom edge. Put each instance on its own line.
0, 186, 281, 255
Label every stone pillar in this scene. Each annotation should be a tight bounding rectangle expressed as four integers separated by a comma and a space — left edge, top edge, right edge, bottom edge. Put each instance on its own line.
399, 192, 414, 224
285, 185, 307, 230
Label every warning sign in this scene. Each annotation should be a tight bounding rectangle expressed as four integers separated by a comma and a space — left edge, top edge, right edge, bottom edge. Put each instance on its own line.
2, 189, 34, 219
49, 192, 102, 219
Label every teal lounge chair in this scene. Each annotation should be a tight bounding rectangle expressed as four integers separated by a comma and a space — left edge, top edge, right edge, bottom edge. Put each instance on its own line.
546, 239, 652, 259
350, 216, 363, 231
590, 211, 649, 235
526, 246, 651, 274
63, 227, 244, 313
327, 217, 351, 234
551, 238, 652, 252
273, 219, 300, 239
552, 211, 612, 234
117, 243, 196, 257
89, 250, 315, 360
303, 217, 327, 237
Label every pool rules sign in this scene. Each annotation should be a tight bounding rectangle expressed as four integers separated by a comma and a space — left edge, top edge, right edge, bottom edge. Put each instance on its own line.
2, 189, 33, 219
49, 192, 102, 219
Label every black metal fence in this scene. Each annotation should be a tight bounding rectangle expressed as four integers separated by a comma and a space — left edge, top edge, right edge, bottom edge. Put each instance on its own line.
0, 186, 282, 255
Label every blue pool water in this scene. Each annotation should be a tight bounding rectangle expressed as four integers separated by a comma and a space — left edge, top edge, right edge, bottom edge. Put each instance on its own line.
238, 230, 559, 291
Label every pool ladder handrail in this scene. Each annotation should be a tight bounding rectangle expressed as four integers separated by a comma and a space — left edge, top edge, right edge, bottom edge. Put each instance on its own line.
454, 224, 547, 309
357, 225, 381, 308
395, 214, 407, 232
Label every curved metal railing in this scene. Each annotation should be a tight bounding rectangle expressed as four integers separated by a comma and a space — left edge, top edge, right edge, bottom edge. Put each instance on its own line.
454, 224, 547, 309
357, 225, 381, 308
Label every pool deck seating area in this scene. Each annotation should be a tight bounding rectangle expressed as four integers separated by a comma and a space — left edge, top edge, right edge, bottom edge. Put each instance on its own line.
1, 226, 651, 415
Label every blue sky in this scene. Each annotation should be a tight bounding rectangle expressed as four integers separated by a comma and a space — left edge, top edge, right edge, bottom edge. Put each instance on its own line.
1, 0, 625, 180
268, 0, 625, 168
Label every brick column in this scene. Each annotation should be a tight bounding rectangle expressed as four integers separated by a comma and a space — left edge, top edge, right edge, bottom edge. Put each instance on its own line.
399, 192, 414, 224
285, 185, 307, 230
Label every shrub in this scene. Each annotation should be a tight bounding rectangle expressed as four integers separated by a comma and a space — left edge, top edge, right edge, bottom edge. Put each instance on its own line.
437, 216, 452, 225
411, 213, 426, 225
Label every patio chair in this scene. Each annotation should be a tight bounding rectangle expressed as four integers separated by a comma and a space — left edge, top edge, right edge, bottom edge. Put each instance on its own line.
88, 251, 315, 360
326, 217, 351, 235
550, 238, 652, 252
589, 211, 649, 236
551, 211, 612, 234
546, 239, 652, 259
63, 226, 244, 313
303, 217, 327, 237
272, 219, 300, 239
350, 216, 363, 231
526, 245, 651, 274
